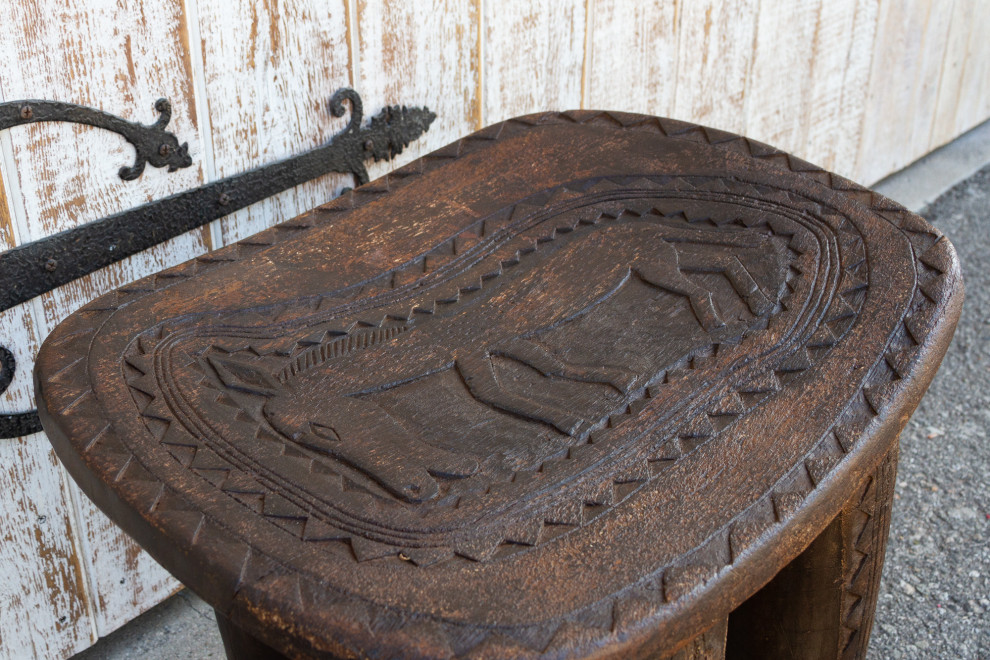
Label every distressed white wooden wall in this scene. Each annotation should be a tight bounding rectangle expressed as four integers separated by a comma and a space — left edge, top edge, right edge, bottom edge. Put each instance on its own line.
1, 0, 988, 657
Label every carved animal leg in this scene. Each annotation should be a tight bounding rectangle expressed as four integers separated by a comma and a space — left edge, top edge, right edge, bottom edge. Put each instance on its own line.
493, 336, 638, 392
725, 444, 898, 659
455, 353, 589, 436
264, 396, 477, 503
679, 253, 773, 316
632, 261, 725, 331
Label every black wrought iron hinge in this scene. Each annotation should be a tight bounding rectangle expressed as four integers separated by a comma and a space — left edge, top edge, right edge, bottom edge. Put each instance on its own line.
0, 88, 435, 439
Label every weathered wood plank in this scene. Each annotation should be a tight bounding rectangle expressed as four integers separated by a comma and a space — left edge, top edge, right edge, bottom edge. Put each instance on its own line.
585, 0, 679, 116
672, 0, 759, 134
803, 0, 879, 179
930, 0, 990, 149
0, 1, 209, 323
357, 0, 480, 179
63, 482, 180, 638
0, 434, 94, 659
744, 0, 822, 157
482, 0, 587, 125
855, 0, 954, 184
1, 2, 989, 658
0, 0, 203, 644
0, 172, 42, 415
193, 0, 353, 245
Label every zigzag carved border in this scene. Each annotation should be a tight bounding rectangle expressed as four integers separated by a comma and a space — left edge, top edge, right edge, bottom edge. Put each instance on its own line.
38, 110, 960, 659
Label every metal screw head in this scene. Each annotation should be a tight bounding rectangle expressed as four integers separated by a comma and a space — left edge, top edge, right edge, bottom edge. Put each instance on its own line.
364, 139, 375, 152
159, 143, 172, 157
19, 105, 33, 120
218, 192, 231, 206
44, 258, 58, 272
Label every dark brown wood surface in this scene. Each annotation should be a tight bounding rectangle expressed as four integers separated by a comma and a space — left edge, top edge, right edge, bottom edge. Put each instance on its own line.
36, 111, 962, 659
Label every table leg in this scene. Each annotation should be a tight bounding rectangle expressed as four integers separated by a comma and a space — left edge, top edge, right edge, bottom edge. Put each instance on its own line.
215, 609, 290, 660
725, 444, 898, 659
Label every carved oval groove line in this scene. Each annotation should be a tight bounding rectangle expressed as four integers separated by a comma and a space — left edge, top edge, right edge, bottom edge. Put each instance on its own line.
119, 174, 865, 563
36, 110, 960, 659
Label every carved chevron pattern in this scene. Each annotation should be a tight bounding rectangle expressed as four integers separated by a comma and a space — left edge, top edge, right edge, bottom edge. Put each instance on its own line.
838, 447, 898, 659
40, 110, 958, 659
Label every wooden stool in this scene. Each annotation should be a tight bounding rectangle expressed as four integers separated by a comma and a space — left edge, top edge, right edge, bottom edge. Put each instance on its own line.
36, 111, 962, 659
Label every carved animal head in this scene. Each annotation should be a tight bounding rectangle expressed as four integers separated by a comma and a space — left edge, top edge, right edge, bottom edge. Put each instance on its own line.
206, 325, 477, 504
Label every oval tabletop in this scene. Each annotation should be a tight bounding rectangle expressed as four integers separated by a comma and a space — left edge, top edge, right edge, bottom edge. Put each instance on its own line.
36, 111, 962, 659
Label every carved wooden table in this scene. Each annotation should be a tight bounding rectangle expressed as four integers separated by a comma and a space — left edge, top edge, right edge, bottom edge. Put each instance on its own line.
36, 112, 962, 659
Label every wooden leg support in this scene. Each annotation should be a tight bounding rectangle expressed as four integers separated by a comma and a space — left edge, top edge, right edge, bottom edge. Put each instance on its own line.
726, 445, 899, 659
665, 617, 729, 659
216, 446, 897, 660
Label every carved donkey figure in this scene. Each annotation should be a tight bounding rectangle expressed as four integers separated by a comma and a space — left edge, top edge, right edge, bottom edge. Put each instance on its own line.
212, 220, 789, 502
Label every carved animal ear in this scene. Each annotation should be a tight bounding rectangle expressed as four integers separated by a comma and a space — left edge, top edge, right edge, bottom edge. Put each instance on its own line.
208, 356, 279, 396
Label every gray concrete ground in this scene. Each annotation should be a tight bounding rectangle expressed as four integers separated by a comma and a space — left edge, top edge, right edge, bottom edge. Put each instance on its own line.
72, 590, 224, 659
873, 117, 990, 213
71, 129, 990, 659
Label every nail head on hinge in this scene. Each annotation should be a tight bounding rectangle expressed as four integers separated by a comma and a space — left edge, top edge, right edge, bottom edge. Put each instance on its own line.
364, 139, 375, 152
218, 192, 231, 206
20, 105, 32, 120
159, 143, 172, 157
44, 258, 58, 272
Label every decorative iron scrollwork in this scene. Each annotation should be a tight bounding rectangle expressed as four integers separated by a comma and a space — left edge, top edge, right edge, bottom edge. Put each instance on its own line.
0, 89, 435, 438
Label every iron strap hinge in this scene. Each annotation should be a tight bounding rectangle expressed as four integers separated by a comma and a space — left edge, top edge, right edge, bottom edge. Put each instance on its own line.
0, 88, 435, 438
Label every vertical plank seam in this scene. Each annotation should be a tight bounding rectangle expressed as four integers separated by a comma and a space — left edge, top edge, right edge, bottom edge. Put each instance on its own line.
925, 0, 958, 152
581, 0, 593, 110
182, 0, 222, 250
800, 0, 827, 160
948, 8, 976, 137
836, 0, 859, 153
0, 106, 30, 248
347, 0, 361, 90
0, 96, 19, 250
671, 0, 683, 117
741, 0, 763, 137
853, 0, 884, 184
0, 88, 99, 644
477, 0, 486, 128
59, 469, 100, 641
0, 97, 53, 400
920, 0, 952, 154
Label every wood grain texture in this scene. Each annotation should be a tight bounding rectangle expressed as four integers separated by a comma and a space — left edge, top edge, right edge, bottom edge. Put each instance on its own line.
930, 0, 990, 149
0, 170, 42, 415
726, 445, 898, 659
0, 0, 200, 645
3, 1, 990, 656
0, 435, 93, 659
357, 0, 480, 179
855, 0, 954, 184
802, 0, 879, 179
482, 0, 587, 125
672, 0, 759, 134
63, 480, 179, 638
744, 0, 823, 157
36, 111, 962, 659
193, 0, 353, 246
585, 0, 679, 116
0, 0, 209, 326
